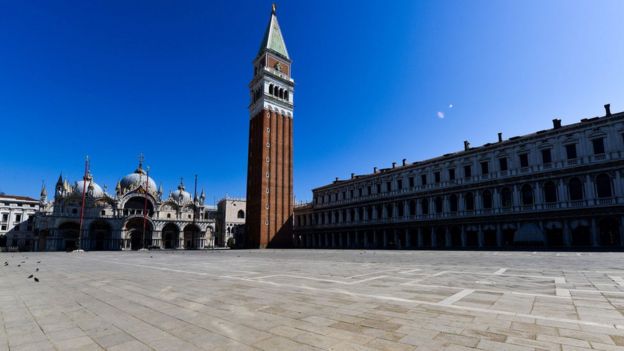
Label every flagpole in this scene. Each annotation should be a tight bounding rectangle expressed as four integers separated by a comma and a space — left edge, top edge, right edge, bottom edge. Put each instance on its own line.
141, 166, 150, 250
77, 156, 89, 252
192, 174, 197, 249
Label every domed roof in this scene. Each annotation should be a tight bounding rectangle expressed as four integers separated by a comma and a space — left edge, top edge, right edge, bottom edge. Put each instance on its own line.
119, 163, 158, 195
73, 173, 105, 198
170, 179, 192, 204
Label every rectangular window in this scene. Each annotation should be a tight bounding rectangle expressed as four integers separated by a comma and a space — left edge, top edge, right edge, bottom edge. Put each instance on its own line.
434, 172, 440, 183
366, 186, 371, 195
349, 190, 353, 198
358, 188, 362, 197
519, 153, 529, 168
397, 179, 403, 190
541, 149, 552, 164
386, 181, 392, 192
376, 184, 381, 193
480, 161, 489, 175
342, 191, 346, 199
448, 169, 455, 180
1, 225, 6, 231
15, 214, 21, 222
421, 174, 427, 185
1, 214, 7, 222
499, 158, 508, 171
464, 165, 472, 178
408, 177, 415, 188
592, 138, 605, 155
565, 144, 577, 160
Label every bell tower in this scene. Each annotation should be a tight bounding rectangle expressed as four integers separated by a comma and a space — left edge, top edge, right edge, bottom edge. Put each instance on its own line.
246, 4, 294, 248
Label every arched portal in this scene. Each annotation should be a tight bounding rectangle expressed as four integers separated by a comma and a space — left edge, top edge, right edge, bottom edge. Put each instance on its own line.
183, 224, 201, 249
162, 223, 179, 249
89, 221, 113, 251
123, 196, 154, 216
599, 217, 620, 247
125, 218, 153, 250
58, 222, 80, 251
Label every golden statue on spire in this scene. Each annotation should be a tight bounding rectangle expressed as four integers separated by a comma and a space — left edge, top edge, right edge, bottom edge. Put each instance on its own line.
272, 3, 276, 14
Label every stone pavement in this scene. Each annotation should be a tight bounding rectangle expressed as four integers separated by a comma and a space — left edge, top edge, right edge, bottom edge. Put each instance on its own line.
1, 250, 624, 350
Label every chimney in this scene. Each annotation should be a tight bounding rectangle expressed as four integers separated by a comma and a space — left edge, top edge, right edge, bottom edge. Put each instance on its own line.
402, 158, 407, 166
604, 104, 611, 117
392, 162, 396, 168
373, 167, 378, 173
497, 132, 503, 142
351, 173, 355, 179
335, 177, 339, 182
552, 118, 561, 129
463, 140, 470, 151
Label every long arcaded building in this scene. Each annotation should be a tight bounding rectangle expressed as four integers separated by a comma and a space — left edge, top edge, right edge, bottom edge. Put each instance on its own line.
293, 105, 624, 250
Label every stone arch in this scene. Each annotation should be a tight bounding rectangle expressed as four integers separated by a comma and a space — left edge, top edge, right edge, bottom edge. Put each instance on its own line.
543, 181, 557, 203
124, 217, 153, 250
183, 223, 201, 249
521, 184, 534, 206
595, 173, 613, 198
568, 177, 584, 201
58, 221, 80, 251
162, 222, 180, 249
89, 220, 113, 251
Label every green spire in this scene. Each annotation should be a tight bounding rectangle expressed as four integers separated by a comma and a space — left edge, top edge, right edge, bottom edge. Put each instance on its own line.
258, 4, 290, 60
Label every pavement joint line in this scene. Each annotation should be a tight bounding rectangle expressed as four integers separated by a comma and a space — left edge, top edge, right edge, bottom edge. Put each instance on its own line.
398, 268, 422, 274
438, 289, 475, 306
609, 275, 624, 287
84, 257, 620, 331
345, 268, 401, 279
556, 288, 572, 298
494, 268, 507, 275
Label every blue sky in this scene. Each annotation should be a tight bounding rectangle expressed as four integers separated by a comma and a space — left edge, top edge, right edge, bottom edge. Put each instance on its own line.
0, 0, 622, 203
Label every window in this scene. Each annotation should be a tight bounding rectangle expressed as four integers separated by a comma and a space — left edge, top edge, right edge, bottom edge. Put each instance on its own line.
519, 153, 529, 168
501, 187, 512, 208
463, 165, 472, 178
15, 214, 21, 222
386, 181, 392, 192
448, 169, 455, 180
167, 213, 171, 218
358, 188, 363, 197
409, 177, 415, 188
1, 225, 5, 231
464, 192, 474, 211
480, 161, 489, 175
541, 149, 552, 164
543, 181, 557, 203
237, 210, 245, 218
521, 184, 534, 205
421, 199, 429, 214
449, 194, 458, 212
1, 214, 7, 222
349, 190, 354, 198
342, 191, 347, 199
434, 172, 441, 183
595, 174, 612, 198
499, 157, 508, 171
568, 178, 584, 200
565, 144, 577, 160
434, 197, 443, 213
409, 200, 416, 216
376, 184, 381, 193
397, 179, 403, 190
421, 174, 427, 185
101, 210, 105, 216
482, 190, 493, 209
592, 138, 605, 155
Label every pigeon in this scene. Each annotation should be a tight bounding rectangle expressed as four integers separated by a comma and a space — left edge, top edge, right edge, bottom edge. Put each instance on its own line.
20, 261, 25, 263
37, 261, 41, 264
35, 268, 39, 272
27, 275, 33, 279
17, 264, 21, 267
34, 278, 39, 282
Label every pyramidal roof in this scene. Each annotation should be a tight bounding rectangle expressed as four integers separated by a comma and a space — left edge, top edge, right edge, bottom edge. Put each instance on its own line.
258, 4, 290, 60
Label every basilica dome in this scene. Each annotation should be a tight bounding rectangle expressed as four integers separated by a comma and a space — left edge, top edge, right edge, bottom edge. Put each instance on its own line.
119, 164, 158, 195
170, 180, 192, 204
73, 176, 104, 198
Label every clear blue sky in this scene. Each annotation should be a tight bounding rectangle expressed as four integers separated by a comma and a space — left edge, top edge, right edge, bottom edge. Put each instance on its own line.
1, 0, 622, 203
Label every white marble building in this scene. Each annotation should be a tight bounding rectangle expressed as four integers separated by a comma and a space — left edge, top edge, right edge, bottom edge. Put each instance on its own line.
33, 161, 216, 251
215, 198, 246, 247
295, 105, 624, 250
0, 194, 40, 250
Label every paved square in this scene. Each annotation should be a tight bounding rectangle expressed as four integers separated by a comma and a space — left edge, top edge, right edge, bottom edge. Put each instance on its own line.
2, 250, 624, 350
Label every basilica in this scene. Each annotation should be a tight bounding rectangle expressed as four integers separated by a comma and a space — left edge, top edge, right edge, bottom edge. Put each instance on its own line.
33, 160, 216, 251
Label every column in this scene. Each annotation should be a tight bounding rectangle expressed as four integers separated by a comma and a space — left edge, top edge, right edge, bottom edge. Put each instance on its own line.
394, 230, 401, 249
331, 232, 336, 248
478, 225, 484, 248
383, 230, 388, 248
417, 227, 423, 248
445, 227, 452, 248
363, 230, 369, 248
496, 224, 503, 248
347, 231, 352, 248
585, 175, 596, 205
431, 227, 437, 248
460, 225, 467, 248
591, 218, 599, 247
563, 220, 572, 247
405, 229, 411, 249
339, 232, 344, 248
373, 230, 378, 248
